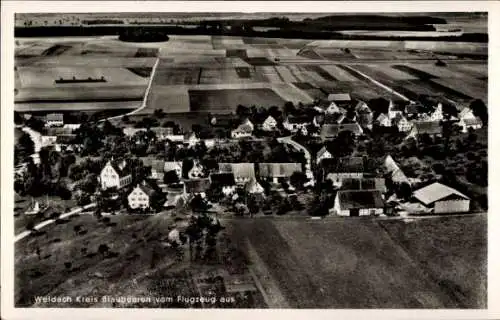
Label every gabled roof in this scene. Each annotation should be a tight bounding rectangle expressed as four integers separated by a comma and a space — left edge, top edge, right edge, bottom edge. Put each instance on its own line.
375, 113, 390, 123
219, 163, 255, 179
320, 123, 363, 139
316, 146, 330, 159
393, 113, 408, 124
184, 132, 198, 140
336, 190, 385, 210
150, 127, 174, 135
327, 93, 351, 102
134, 182, 156, 197
263, 115, 277, 124
383, 155, 410, 184
245, 178, 264, 194
340, 177, 386, 192
413, 182, 469, 206
258, 163, 302, 178
210, 172, 236, 187
164, 161, 182, 172
355, 101, 371, 114
105, 158, 130, 176
413, 121, 443, 135
184, 178, 211, 194
46, 113, 63, 121
322, 157, 365, 173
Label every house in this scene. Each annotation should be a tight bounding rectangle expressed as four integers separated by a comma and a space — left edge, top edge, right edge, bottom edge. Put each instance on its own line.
375, 113, 392, 127
188, 161, 204, 179
322, 157, 365, 187
456, 117, 483, 133
44, 113, 64, 127
339, 177, 387, 194
99, 159, 132, 190
141, 157, 166, 180
55, 134, 80, 152
354, 101, 371, 114
209, 172, 237, 196
163, 193, 185, 209
388, 100, 404, 120
383, 155, 410, 185
63, 123, 81, 130
327, 93, 352, 104
164, 162, 182, 179
40, 135, 57, 147
183, 178, 211, 197
184, 132, 199, 147
316, 146, 332, 164
393, 113, 413, 132
231, 118, 254, 138
332, 190, 385, 216
283, 115, 310, 132
413, 182, 470, 213
128, 181, 156, 209
123, 127, 147, 137
320, 123, 363, 140
258, 163, 302, 184
429, 103, 444, 121
150, 127, 176, 141
459, 107, 476, 120
219, 163, 255, 184
245, 178, 265, 194
262, 115, 278, 131
406, 121, 443, 139
325, 101, 342, 114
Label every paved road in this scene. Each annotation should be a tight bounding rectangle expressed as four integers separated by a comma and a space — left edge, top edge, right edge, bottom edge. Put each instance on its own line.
14, 203, 96, 243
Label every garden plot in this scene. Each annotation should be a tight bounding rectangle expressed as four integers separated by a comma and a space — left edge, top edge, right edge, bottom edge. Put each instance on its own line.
449, 63, 488, 78
143, 85, 191, 114
271, 83, 314, 104
255, 66, 284, 83
353, 64, 419, 81
275, 66, 300, 83
404, 63, 480, 79
15, 86, 146, 103
153, 67, 201, 85
199, 68, 242, 85
16, 56, 157, 68
15, 101, 140, 112
431, 78, 487, 102
189, 88, 285, 113
17, 67, 149, 88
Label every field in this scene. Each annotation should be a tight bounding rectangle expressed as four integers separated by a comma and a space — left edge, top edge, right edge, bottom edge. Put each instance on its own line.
226, 214, 486, 308
16, 34, 487, 114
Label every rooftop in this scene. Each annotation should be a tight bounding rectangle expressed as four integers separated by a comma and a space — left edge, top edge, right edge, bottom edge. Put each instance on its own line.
258, 163, 302, 178
413, 182, 469, 206
337, 190, 385, 210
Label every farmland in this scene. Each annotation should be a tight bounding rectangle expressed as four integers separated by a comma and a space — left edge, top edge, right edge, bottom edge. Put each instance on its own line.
226, 214, 486, 308
15, 33, 487, 115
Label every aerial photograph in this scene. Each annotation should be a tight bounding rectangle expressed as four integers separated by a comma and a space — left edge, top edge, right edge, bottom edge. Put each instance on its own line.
12, 11, 487, 309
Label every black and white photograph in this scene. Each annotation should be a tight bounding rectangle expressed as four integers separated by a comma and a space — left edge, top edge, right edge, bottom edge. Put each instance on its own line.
1, 1, 498, 318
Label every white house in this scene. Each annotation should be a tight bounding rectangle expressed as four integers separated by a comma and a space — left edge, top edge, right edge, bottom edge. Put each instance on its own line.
63, 123, 81, 130
393, 114, 413, 132
245, 178, 265, 194
375, 113, 392, 127
100, 159, 132, 190
219, 163, 255, 185
262, 115, 278, 131
332, 190, 385, 217
456, 117, 483, 133
188, 161, 204, 179
316, 146, 332, 164
128, 182, 156, 209
40, 135, 57, 147
326, 102, 342, 114
413, 182, 470, 214
323, 157, 365, 187
429, 103, 444, 121
459, 107, 476, 121
283, 116, 310, 132
44, 113, 64, 127
184, 132, 200, 147
231, 119, 254, 138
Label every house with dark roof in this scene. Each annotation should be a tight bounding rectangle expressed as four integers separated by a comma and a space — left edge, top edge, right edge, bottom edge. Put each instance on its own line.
183, 178, 211, 196
100, 159, 132, 190
406, 121, 443, 139
210, 172, 237, 196
316, 146, 332, 164
413, 182, 470, 213
44, 113, 64, 127
339, 177, 387, 194
141, 157, 166, 180
219, 163, 255, 184
127, 181, 157, 209
320, 123, 363, 140
322, 157, 365, 186
258, 163, 302, 183
332, 190, 385, 216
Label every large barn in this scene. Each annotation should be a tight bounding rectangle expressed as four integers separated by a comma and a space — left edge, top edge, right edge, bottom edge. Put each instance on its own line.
413, 182, 470, 214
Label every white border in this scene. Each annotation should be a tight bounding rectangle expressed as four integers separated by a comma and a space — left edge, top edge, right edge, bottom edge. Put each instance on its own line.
2, 2, 499, 320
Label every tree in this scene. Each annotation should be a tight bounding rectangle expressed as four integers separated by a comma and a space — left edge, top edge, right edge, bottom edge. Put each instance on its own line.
163, 170, 180, 185
150, 191, 165, 213
64, 262, 72, 270
98, 244, 109, 257
73, 225, 82, 235
26, 220, 35, 232
283, 101, 296, 116
469, 99, 488, 125
290, 171, 307, 190
17, 132, 35, 161
236, 104, 250, 119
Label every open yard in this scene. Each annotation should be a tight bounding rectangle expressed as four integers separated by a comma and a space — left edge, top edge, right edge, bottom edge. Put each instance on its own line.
227, 214, 486, 308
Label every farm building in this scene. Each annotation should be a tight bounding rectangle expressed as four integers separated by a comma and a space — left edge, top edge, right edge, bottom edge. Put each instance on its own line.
219, 163, 255, 184
325, 101, 345, 114
40, 135, 57, 147
231, 118, 254, 138
388, 100, 406, 120
322, 157, 365, 186
339, 177, 387, 194
63, 123, 81, 130
100, 159, 132, 190
406, 121, 443, 139
262, 115, 278, 131
283, 115, 310, 133
320, 123, 363, 140
128, 181, 156, 209
44, 113, 64, 127
183, 178, 211, 197
331, 190, 385, 217
258, 163, 302, 184
316, 146, 333, 164
209, 172, 237, 196
413, 182, 470, 213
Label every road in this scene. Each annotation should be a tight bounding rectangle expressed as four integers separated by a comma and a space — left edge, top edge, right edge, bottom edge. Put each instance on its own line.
14, 203, 96, 243
277, 136, 314, 181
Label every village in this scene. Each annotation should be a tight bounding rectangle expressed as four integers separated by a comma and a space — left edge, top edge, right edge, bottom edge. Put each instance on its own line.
15, 92, 487, 226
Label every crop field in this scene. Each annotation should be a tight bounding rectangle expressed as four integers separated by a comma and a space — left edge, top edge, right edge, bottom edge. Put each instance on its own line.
189, 88, 285, 113
227, 215, 486, 308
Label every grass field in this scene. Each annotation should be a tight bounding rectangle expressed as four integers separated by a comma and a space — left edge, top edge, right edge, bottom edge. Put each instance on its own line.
189, 88, 285, 113
227, 214, 486, 308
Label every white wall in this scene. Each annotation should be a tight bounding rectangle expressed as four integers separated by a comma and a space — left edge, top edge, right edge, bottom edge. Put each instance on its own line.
434, 199, 470, 213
